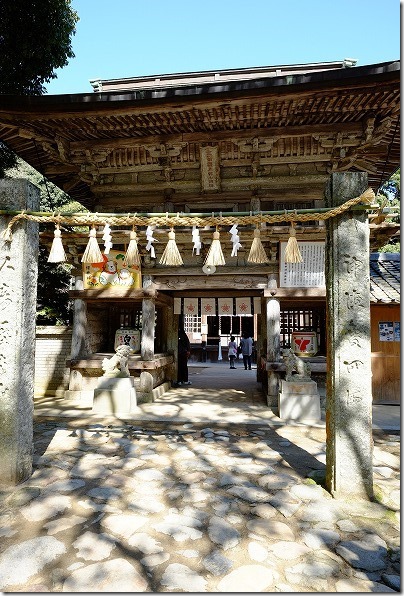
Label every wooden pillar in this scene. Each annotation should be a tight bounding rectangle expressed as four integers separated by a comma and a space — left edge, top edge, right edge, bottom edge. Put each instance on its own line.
325, 172, 373, 499
158, 305, 168, 353
70, 273, 87, 359
169, 311, 179, 381
266, 296, 281, 407
0, 179, 39, 485
141, 275, 155, 361
158, 299, 176, 381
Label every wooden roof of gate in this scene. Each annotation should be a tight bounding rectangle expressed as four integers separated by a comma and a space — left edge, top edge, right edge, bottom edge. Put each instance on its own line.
0, 60, 400, 216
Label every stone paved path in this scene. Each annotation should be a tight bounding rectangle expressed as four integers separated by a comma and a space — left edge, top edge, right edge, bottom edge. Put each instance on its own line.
0, 419, 400, 592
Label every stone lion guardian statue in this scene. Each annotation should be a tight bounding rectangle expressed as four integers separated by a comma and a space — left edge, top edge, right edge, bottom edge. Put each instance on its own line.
102, 345, 131, 377
283, 348, 312, 382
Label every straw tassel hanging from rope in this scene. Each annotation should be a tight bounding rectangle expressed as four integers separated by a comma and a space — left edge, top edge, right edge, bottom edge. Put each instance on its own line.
159, 228, 183, 266
205, 228, 226, 266
47, 224, 66, 263
81, 225, 103, 263
247, 226, 269, 264
284, 222, 303, 263
125, 228, 141, 267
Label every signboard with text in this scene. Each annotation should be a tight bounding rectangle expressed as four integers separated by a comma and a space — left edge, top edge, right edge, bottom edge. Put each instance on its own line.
280, 241, 325, 288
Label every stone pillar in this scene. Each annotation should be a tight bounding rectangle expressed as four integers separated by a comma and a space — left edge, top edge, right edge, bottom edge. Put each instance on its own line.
0, 179, 39, 485
70, 274, 87, 359
325, 172, 373, 499
266, 296, 281, 407
258, 298, 266, 383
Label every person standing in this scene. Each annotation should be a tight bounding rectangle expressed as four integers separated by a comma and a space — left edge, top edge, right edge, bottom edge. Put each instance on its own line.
240, 333, 253, 370
228, 335, 237, 369
177, 324, 191, 385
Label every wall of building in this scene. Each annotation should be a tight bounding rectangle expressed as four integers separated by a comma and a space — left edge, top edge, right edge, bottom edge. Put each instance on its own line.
35, 326, 72, 397
370, 304, 400, 403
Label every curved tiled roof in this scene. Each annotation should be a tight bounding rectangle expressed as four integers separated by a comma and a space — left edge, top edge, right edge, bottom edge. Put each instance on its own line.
0, 60, 399, 211
370, 253, 400, 304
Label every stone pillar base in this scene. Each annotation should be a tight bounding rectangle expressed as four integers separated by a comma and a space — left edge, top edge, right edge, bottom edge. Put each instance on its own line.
93, 377, 137, 414
278, 380, 321, 422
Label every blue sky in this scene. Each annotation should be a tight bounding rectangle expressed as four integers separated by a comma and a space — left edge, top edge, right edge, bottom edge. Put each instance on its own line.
45, 0, 401, 95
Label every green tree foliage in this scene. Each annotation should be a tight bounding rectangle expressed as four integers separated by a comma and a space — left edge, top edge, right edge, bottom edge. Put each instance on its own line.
7, 158, 72, 210
36, 246, 73, 325
0, 142, 18, 174
0, 0, 78, 174
376, 169, 400, 253
8, 158, 88, 325
0, 0, 78, 95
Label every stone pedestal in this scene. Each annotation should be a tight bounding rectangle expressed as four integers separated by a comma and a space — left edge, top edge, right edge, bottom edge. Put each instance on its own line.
93, 376, 137, 414
278, 380, 321, 422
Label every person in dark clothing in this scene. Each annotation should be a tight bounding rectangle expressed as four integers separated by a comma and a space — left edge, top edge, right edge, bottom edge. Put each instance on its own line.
177, 325, 191, 385
240, 333, 253, 370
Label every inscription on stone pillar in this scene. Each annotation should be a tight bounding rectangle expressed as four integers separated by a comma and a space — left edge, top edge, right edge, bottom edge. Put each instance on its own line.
0, 179, 39, 485
325, 172, 373, 499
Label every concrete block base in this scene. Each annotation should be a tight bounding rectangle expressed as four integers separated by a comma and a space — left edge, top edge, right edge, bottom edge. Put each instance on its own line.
278, 380, 321, 422
64, 390, 94, 406
93, 377, 137, 414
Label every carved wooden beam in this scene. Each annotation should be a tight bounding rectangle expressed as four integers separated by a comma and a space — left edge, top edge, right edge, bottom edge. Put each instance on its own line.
69, 122, 364, 151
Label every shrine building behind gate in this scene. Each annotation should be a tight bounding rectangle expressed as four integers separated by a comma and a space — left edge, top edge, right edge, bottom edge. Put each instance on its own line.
0, 58, 400, 405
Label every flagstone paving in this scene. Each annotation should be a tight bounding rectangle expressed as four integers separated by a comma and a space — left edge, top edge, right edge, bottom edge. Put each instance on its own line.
0, 418, 400, 592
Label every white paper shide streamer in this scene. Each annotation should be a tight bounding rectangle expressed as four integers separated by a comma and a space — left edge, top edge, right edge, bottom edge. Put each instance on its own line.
102, 223, 113, 254
229, 224, 242, 257
192, 226, 201, 255
145, 226, 157, 258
